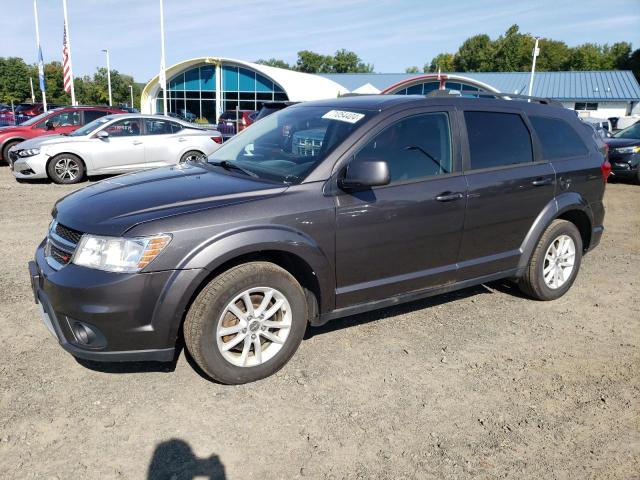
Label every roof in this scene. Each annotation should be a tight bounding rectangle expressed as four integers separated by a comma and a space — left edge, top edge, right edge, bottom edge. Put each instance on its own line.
320, 71, 640, 101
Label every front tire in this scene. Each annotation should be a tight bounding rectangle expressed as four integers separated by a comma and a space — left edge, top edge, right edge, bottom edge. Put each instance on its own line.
47, 153, 85, 184
184, 262, 308, 384
519, 219, 583, 300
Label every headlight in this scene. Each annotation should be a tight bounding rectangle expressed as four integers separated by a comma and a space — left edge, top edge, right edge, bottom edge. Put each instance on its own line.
72, 234, 171, 273
18, 148, 40, 157
615, 146, 640, 154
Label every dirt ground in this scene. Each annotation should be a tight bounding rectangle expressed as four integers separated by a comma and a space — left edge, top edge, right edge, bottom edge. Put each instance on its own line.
0, 166, 638, 480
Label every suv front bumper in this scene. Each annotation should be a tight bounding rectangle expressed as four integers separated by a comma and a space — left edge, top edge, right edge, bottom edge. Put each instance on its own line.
29, 241, 204, 362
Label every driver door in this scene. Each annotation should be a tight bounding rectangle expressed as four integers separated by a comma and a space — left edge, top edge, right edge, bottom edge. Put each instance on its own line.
334, 109, 467, 308
90, 118, 146, 173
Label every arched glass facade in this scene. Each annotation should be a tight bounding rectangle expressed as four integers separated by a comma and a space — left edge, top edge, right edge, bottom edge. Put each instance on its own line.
155, 64, 288, 123
393, 80, 484, 96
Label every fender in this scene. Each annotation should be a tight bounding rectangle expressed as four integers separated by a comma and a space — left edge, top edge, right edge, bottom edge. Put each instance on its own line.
517, 191, 593, 272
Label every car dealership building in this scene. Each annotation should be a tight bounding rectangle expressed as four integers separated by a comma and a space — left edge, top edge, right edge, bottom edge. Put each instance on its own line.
141, 56, 640, 122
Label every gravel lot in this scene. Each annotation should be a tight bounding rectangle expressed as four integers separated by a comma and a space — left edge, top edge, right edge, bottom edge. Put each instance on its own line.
0, 166, 638, 480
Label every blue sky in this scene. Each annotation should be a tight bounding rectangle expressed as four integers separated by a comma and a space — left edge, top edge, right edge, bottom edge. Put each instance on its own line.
1, 0, 639, 82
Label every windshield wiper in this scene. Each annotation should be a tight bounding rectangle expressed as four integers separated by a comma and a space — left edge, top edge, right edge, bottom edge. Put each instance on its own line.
209, 160, 259, 178
404, 145, 449, 174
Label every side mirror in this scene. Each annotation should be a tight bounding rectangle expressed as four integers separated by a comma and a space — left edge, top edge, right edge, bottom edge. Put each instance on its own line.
339, 160, 390, 191
45, 120, 54, 131
95, 130, 109, 139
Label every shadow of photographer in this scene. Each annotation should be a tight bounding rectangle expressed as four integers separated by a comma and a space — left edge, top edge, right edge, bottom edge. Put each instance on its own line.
148, 439, 226, 480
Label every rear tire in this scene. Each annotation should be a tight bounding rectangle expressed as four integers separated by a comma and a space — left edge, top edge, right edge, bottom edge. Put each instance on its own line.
179, 150, 204, 163
47, 153, 85, 184
519, 219, 583, 300
184, 262, 308, 384
2, 140, 21, 165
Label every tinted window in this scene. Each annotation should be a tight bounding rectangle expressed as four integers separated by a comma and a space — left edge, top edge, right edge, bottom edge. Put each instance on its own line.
355, 112, 452, 183
530, 116, 588, 159
83, 110, 109, 124
464, 111, 533, 169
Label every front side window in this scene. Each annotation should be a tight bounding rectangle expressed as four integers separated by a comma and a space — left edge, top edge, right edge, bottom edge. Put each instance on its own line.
36, 111, 80, 129
613, 122, 640, 139
353, 112, 452, 183
208, 106, 372, 184
530, 116, 588, 159
104, 119, 141, 137
464, 111, 533, 170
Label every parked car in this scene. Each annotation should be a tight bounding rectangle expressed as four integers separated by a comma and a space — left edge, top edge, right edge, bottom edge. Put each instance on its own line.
10, 113, 223, 184
217, 109, 256, 135
254, 101, 299, 121
28, 95, 607, 384
605, 121, 640, 183
0, 105, 126, 164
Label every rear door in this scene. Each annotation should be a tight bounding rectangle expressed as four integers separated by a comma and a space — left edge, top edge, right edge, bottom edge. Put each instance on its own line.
334, 108, 467, 308
81, 109, 111, 126
142, 118, 184, 166
457, 109, 555, 280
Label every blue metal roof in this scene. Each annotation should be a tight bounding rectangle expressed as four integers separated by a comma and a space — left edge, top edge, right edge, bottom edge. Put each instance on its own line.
320, 71, 640, 101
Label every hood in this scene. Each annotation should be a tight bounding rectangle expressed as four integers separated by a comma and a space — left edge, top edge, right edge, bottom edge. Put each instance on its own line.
54, 163, 287, 236
16, 134, 81, 149
605, 137, 640, 148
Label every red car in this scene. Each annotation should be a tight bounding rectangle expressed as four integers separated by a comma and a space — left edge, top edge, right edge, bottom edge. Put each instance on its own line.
0, 106, 125, 163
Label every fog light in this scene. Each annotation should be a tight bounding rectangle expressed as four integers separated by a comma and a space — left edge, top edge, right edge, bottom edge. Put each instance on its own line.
71, 322, 93, 345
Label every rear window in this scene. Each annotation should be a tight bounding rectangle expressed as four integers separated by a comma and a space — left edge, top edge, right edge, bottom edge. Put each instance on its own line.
530, 116, 588, 159
83, 110, 110, 124
464, 111, 533, 170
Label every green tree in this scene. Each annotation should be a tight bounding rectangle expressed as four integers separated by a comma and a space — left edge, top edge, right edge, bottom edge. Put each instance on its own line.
603, 42, 633, 69
0, 57, 32, 104
295, 50, 333, 73
536, 39, 571, 71
570, 43, 607, 70
425, 53, 456, 72
331, 49, 373, 73
453, 34, 495, 71
492, 24, 532, 72
629, 48, 640, 82
255, 58, 291, 69
405, 66, 420, 73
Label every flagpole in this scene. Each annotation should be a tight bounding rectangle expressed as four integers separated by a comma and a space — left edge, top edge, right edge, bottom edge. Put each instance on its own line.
33, 0, 47, 112
159, 0, 167, 115
62, 0, 76, 106
29, 77, 35, 103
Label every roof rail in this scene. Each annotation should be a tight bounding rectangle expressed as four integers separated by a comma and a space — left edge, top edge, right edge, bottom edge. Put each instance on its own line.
426, 89, 563, 107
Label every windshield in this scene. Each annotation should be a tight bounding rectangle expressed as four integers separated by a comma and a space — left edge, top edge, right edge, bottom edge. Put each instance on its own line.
69, 116, 113, 136
20, 111, 53, 126
613, 122, 640, 139
207, 106, 371, 184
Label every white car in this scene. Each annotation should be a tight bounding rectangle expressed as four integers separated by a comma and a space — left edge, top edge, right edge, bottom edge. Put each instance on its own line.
9, 114, 223, 184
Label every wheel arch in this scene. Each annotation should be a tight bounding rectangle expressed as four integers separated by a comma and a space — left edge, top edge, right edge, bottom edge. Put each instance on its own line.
1, 137, 25, 159
46, 151, 88, 179
517, 192, 594, 272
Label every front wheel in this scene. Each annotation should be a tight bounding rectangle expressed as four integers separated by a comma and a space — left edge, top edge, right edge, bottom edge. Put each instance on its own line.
519, 219, 583, 300
47, 153, 85, 184
184, 262, 308, 384
179, 150, 204, 163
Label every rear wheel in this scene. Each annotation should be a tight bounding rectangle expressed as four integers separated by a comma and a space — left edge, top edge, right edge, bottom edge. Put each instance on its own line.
519, 219, 583, 300
1, 140, 21, 165
179, 150, 204, 163
184, 262, 308, 384
47, 153, 85, 184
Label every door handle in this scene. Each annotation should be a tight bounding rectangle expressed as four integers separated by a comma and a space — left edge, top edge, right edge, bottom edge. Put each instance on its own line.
532, 177, 553, 186
435, 192, 464, 202
132, 140, 143, 145
178, 137, 187, 142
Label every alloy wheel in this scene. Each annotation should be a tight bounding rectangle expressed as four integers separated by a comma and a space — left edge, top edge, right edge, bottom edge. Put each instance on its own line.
216, 287, 292, 367
543, 234, 576, 289
54, 157, 80, 181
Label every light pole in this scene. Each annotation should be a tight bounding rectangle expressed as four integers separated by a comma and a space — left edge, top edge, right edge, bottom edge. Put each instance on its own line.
129, 85, 134, 108
102, 49, 112, 106
527, 37, 540, 98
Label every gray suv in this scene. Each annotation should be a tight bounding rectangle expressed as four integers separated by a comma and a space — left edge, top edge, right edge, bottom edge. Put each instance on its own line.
29, 94, 609, 384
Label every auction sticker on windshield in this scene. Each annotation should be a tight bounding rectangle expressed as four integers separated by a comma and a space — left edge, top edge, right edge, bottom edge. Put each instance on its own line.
322, 110, 365, 124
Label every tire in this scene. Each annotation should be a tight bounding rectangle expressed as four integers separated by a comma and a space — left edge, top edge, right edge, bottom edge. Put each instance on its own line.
179, 150, 204, 163
47, 153, 85, 184
519, 219, 583, 301
184, 262, 308, 384
2, 140, 21, 165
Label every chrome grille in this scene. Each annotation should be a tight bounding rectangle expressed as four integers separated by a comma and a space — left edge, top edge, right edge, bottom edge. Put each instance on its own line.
46, 220, 83, 270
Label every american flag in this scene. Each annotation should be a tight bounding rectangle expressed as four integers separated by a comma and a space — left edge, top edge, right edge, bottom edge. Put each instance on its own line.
62, 20, 72, 93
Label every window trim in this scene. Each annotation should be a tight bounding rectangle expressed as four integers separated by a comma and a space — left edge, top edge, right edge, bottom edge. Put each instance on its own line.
459, 108, 542, 174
